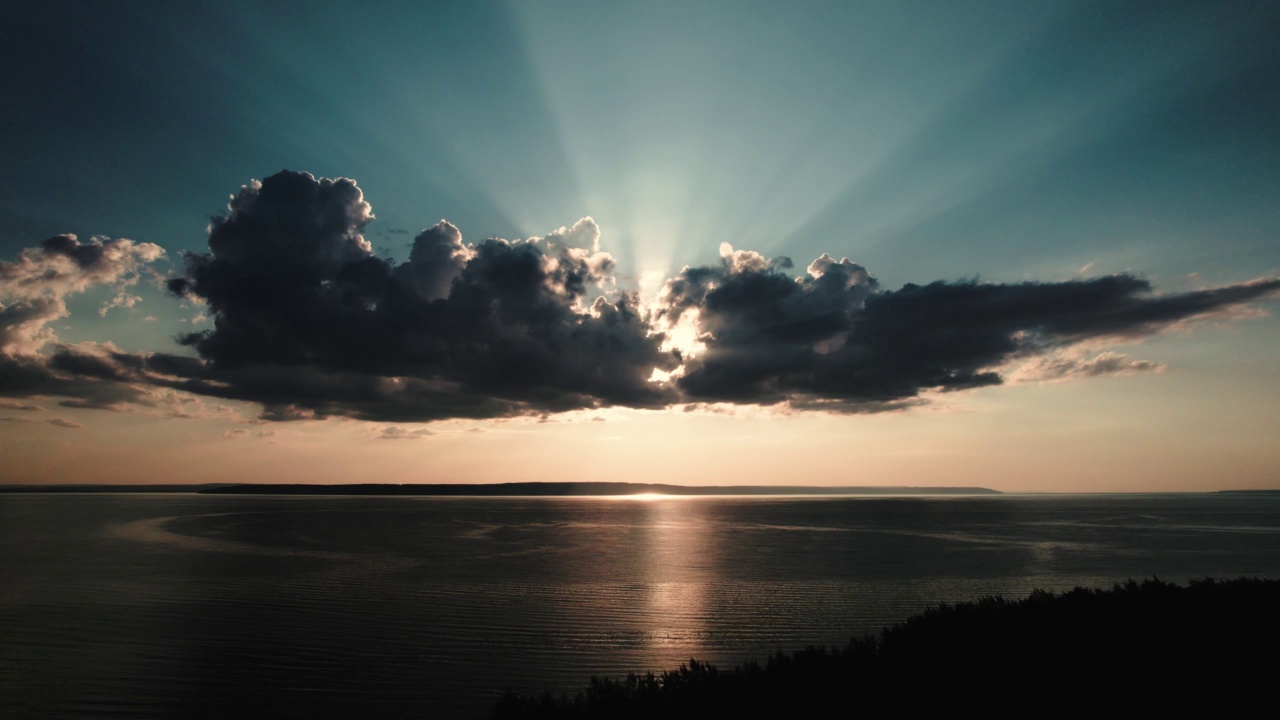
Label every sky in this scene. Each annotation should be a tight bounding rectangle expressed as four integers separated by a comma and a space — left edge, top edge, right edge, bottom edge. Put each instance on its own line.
1, 0, 1278, 491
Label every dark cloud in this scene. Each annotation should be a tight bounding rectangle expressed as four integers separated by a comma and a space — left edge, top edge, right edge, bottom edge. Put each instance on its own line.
164, 171, 677, 421
0, 342, 230, 420
396, 220, 470, 301
661, 245, 1279, 410
3, 171, 1278, 423
0, 345, 159, 412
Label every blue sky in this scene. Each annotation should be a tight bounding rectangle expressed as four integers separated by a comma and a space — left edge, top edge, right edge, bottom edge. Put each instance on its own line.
2, 1, 1278, 490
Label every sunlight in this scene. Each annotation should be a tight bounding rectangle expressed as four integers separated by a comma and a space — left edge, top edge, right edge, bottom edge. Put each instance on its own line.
637, 495, 712, 667
623, 492, 676, 501
657, 308, 706, 358
645, 292, 706, 384
638, 268, 667, 299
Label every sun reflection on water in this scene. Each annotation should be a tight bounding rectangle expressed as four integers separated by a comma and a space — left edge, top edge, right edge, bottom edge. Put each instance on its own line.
636, 498, 715, 668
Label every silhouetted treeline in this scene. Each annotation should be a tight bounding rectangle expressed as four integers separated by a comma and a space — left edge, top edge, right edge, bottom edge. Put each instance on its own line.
493, 578, 1280, 718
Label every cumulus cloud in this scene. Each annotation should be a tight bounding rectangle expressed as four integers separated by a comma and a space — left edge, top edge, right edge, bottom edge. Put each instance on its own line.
0, 234, 164, 356
396, 220, 471, 301
0, 235, 171, 411
145, 172, 1280, 418
163, 170, 676, 421
545, 216, 602, 252
3, 170, 1278, 423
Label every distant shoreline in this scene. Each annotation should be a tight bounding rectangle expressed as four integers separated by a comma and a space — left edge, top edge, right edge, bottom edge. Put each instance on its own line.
0, 482, 1001, 496
2, 483, 1274, 496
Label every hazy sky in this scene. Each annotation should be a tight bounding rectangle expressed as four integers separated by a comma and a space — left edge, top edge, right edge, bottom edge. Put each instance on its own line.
2, 0, 1278, 491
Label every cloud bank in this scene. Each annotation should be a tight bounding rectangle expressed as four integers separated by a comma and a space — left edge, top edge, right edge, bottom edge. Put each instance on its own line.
162, 171, 677, 420
4, 170, 1278, 422
658, 250, 1277, 408
0, 234, 163, 355
0, 234, 177, 412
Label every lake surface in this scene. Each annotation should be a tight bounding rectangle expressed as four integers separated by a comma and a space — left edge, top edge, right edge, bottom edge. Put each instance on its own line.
2, 493, 1278, 717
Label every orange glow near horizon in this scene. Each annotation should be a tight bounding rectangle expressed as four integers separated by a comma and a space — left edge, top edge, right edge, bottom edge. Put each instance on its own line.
622, 493, 678, 501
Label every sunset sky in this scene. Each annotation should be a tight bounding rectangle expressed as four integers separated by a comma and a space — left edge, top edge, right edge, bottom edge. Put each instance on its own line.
2, 0, 1278, 491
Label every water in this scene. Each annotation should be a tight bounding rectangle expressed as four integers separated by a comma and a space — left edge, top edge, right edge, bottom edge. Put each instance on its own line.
2, 493, 1277, 717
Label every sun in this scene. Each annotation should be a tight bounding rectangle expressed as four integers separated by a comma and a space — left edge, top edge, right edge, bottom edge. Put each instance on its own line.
623, 492, 674, 501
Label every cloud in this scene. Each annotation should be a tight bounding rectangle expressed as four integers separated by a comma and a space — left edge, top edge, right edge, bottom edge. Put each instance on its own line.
396, 220, 472, 301
0, 415, 82, 428
0, 234, 170, 412
0, 339, 235, 420
658, 254, 1278, 410
0, 399, 42, 411
137, 173, 1280, 418
374, 425, 434, 440
224, 427, 277, 441
3, 170, 1277, 423
1012, 351, 1166, 382
0, 233, 164, 356
0, 344, 164, 413
546, 216, 603, 252
163, 170, 677, 421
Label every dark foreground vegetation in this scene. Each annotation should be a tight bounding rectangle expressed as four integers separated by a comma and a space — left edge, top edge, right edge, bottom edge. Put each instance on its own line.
494, 578, 1280, 718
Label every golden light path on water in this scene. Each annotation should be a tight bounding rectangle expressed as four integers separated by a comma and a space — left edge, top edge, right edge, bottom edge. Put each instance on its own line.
594, 493, 716, 666
635, 496, 712, 666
